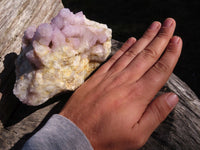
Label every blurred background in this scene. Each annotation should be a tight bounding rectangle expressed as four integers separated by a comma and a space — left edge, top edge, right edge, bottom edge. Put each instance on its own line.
62, 0, 200, 98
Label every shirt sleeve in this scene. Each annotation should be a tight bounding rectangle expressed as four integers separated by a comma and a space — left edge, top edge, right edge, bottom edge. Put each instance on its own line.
22, 114, 94, 150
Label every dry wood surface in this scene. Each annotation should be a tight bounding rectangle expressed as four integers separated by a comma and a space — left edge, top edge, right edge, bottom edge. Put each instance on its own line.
0, 0, 199, 150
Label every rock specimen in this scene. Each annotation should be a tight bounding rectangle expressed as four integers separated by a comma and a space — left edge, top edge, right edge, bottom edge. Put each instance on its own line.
13, 8, 112, 106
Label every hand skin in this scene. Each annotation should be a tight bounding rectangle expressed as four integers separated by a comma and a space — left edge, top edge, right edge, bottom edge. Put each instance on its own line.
60, 18, 182, 150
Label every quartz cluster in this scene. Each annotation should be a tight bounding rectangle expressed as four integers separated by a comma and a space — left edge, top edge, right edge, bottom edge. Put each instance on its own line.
13, 8, 112, 106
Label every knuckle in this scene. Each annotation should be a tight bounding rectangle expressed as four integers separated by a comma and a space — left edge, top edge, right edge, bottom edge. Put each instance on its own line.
131, 123, 148, 149
120, 43, 130, 52
153, 61, 169, 73
142, 29, 155, 40
129, 82, 144, 98
152, 102, 167, 123
157, 29, 171, 39
119, 48, 126, 53
166, 43, 180, 55
109, 56, 117, 63
124, 49, 137, 58
133, 136, 147, 148
108, 54, 119, 64
113, 73, 127, 84
143, 47, 158, 59
109, 65, 120, 74
104, 75, 127, 93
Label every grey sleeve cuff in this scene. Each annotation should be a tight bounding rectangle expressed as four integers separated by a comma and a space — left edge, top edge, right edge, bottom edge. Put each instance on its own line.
22, 114, 94, 150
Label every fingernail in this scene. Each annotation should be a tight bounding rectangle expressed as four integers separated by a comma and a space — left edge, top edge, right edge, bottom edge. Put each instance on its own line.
149, 21, 160, 30
166, 93, 179, 108
163, 18, 173, 27
171, 36, 180, 44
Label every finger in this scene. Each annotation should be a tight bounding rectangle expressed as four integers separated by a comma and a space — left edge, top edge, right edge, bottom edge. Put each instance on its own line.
139, 36, 182, 99
125, 18, 176, 81
94, 37, 136, 75
135, 93, 179, 142
107, 21, 161, 75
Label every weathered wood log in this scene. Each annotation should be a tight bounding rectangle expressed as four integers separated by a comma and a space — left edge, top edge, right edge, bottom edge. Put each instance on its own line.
0, 0, 199, 150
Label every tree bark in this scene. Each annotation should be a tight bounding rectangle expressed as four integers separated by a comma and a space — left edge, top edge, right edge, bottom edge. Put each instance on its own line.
0, 0, 199, 150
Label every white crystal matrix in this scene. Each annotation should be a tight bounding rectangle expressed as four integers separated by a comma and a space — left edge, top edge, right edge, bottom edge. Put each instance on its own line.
13, 8, 112, 106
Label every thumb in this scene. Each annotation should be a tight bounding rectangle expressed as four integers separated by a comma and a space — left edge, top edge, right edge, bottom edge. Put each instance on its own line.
137, 92, 179, 140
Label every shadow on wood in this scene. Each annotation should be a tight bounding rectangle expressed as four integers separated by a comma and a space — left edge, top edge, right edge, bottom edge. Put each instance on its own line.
0, 53, 20, 126
10, 97, 69, 150
0, 53, 73, 127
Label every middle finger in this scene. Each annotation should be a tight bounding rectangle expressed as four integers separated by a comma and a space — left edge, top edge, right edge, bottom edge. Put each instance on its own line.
124, 18, 176, 81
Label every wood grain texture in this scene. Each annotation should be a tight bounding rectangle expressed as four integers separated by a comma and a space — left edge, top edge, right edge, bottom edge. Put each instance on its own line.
0, 0, 200, 150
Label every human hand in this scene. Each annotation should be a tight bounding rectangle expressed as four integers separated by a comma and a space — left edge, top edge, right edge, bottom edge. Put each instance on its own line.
60, 18, 182, 150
